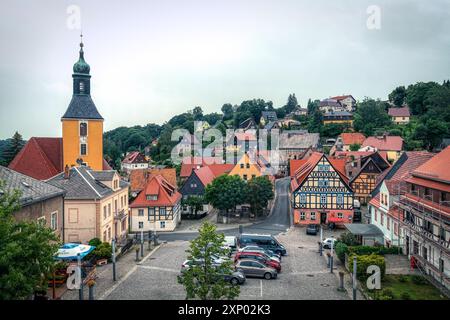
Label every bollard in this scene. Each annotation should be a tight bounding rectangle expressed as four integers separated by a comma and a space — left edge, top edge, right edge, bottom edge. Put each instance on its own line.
326, 252, 331, 268
140, 231, 144, 258
330, 239, 334, 273
338, 272, 345, 292
112, 239, 116, 282
135, 247, 140, 262
88, 280, 95, 300
239, 225, 243, 234
77, 253, 83, 301
352, 256, 357, 300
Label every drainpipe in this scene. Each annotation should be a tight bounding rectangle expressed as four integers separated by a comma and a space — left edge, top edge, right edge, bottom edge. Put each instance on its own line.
62, 197, 65, 243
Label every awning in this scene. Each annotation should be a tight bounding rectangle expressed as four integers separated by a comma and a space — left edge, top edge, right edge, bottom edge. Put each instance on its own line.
344, 223, 384, 237
55, 243, 95, 260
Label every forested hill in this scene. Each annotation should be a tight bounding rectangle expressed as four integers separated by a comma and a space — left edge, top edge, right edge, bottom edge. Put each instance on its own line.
102, 81, 449, 169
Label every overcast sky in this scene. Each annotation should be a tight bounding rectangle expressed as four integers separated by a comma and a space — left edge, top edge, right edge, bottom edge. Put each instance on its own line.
0, 0, 449, 139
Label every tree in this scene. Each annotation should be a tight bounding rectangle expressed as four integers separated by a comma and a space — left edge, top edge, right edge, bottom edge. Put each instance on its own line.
184, 196, 205, 219
3, 131, 25, 165
413, 118, 448, 151
320, 123, 347, 138
245, 176, 274, 217
221, 104, 234, 121
0, 181, 60, 300
204, 175, 246, 215
178, 222, 240, 300
307, 99, 320, 115
285, 93, 298, 114
353, 98, 392, 136
388, 86, 407, 107
192, 106, 204, 121
308, 108, 323, 133
349, 143, 361, 151
406, 81, 440, 115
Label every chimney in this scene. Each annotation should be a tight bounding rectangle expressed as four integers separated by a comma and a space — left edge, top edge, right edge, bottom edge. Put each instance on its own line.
64, 165, 70, 179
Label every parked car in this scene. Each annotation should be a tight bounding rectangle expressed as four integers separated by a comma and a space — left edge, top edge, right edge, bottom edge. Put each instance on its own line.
306, 224, 320, 235
238, 246, 281, 263
180, 261, 245, 285
322, 238, 337, 249
234, 252, 281, 272
238, 234, 287, 256
235, 259, 277, 280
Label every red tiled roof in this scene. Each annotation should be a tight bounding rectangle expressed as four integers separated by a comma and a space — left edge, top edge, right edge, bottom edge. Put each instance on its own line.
340, 133, 366, 146
9, 137, 113, 180
289, 159, 307, 177
369, 194, 381, 208
334, 151, 375, 160
330, 95, 355, 101
208, 164, 234, 177
103, 159, 112, 170
412, 146, 450, 184
9, 137, 62, 180
180, 157, 222, 177
194, 166, 216, 187
129, 168, 177, 192
362, 136, 404, 152
405, 176, 450, 193
375, 151, 434, 194
130, 175, 181, 208
388, 107, 410, 117
122, 151, 147, 164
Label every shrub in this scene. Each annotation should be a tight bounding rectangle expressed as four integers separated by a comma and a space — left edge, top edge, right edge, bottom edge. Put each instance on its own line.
398, 275, 408, 283
92, 242, 112, 260
348, 245, 402, 256
348, 253, 386, 281
400, 292, 411, 300
88, 238, 102, 247
411, 275, 428, 285
381, 288, 395, 299
338, 232, 359, 246
335, 242, 349, 262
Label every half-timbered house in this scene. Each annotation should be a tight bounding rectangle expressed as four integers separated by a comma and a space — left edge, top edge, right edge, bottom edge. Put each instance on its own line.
348, 152, 391, 204
129, 174, 181, 231
291, 152, 354, 226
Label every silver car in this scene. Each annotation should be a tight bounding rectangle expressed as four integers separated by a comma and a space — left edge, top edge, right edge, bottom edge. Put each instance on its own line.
235, 259, 277, 280
238, 246, 281, 263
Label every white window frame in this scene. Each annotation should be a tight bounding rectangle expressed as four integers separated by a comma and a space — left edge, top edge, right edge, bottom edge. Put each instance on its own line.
50, 211, 58, 230
80, 142, 88, 156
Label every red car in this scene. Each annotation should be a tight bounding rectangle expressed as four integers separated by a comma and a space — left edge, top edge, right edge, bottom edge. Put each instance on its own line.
234, 252, 281, 272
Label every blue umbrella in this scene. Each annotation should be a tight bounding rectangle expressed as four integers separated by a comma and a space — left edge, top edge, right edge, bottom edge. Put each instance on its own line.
56, 243, 96, 260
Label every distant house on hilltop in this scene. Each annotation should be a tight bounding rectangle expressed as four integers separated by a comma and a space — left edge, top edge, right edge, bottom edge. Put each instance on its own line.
121, 151, 148, 173
388, 106, 410, 125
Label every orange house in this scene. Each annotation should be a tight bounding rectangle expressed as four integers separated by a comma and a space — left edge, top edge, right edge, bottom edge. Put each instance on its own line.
229, 153, 263, 181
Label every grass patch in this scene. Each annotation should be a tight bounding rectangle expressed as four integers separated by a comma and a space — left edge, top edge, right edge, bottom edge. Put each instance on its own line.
366, 275, 448, 300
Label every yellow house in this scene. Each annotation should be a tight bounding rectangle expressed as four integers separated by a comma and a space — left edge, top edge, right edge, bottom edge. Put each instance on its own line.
322, 111, 353, 127
388, 107, 410, 125
229, 153, 263, 181
47, 166, 129, 244
61, 40, 104, 170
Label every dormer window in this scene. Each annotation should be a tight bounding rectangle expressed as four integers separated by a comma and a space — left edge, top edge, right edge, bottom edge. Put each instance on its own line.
146, 195, 157, 201
80, 122, 88, 136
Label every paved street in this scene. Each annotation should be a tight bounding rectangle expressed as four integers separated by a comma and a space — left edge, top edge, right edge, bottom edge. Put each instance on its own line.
157, 178, 292, 242
63, 178, 352, 300
104, 227, 349, 300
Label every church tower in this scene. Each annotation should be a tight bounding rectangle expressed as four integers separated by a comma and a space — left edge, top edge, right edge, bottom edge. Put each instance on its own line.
62, 36, 104, 170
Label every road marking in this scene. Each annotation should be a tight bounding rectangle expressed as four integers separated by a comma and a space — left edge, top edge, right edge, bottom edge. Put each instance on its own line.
139, 265, 179, 273
99, 244, 163, 300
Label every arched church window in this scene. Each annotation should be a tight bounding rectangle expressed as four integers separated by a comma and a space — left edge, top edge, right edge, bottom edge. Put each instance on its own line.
80, 122, 88, 136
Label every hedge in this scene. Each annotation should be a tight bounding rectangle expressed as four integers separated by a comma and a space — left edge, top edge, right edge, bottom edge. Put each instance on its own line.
348, 253, 386, 281
348, 245, 402, 256
335, 242, 349, 262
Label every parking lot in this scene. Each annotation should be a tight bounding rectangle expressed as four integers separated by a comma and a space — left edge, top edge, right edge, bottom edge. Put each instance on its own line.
104, 227, 349, 300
